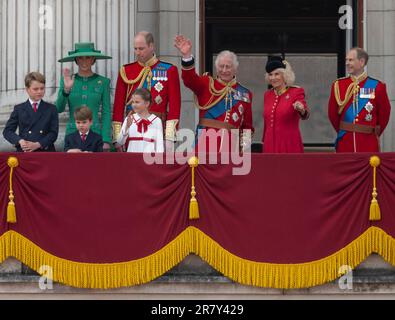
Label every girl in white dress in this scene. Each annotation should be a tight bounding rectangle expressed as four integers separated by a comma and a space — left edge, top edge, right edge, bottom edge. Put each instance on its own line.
117, 88, 164, 153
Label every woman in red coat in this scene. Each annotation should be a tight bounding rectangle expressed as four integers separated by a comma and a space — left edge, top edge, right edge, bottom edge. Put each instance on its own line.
262, 56, 310, 153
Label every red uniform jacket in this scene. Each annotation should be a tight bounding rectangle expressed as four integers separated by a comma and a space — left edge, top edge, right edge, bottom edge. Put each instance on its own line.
262, 87, 309, 153
112, 56, 181, 141
328, 75, 391, 152
181, 66, 254, 152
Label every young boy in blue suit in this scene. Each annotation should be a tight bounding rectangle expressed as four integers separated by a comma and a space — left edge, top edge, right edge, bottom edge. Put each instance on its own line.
64, 106, 103, 152
3, 72, 59, 152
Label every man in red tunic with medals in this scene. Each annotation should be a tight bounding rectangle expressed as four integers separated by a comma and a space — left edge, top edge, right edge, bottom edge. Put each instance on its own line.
328, 47, 391, 152
174, 34, 254, 153
112, 31, 181, 151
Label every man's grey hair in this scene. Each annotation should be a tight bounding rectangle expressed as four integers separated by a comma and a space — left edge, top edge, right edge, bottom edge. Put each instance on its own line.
215, 50, 239, 70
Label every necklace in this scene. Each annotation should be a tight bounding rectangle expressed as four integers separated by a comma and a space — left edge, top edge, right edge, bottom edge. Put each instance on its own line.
275, 86, 288, 96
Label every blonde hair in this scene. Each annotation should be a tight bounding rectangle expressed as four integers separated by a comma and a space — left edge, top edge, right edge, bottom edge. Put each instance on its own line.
265, 60, 295, 86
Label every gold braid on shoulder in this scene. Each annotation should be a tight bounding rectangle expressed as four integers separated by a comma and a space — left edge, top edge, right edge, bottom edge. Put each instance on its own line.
334, 80, 356, 115
120, 66, 153, 106
335, 72, 368, 115
194, 76, 237, 110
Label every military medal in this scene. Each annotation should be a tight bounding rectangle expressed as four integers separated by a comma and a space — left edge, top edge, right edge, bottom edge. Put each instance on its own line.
164, 70, 168, 81
232, 112, 239, 122
155, 95, 163, 105
154, 82, 164, 93
360, 88, 375, 99
97, 80, 102, 84
238, 105, 244, 114
364, 101, 374, 113
365, 114, 373, 121
152, 70, 157, 81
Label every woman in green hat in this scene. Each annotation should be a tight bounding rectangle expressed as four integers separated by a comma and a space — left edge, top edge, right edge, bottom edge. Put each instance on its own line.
56, 42, 112, 150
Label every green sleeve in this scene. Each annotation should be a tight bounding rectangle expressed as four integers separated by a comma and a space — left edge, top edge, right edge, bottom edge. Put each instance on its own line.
101, 78, 112, 144
55, 76, 69, 113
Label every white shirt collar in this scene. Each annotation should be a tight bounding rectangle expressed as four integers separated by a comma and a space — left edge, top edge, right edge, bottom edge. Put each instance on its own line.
134, 113, 155, 121
29, 99, 41, 107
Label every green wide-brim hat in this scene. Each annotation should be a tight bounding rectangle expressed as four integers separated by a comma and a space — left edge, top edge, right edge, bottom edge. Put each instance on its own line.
58, 42, 112, 62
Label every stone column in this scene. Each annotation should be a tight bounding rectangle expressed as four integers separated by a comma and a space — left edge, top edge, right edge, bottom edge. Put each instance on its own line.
136, 0, 197, 132
366, 0, 395, 152
0, 0, 136, 151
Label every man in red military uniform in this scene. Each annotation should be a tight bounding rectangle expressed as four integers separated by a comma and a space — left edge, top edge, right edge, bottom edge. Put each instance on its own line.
174, 34, 254, 153
328, 47, 391, 152
112, 31, 181, 151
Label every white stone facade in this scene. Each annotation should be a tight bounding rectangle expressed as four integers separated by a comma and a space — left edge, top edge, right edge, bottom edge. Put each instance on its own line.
0, 0, 197, 151
366, 0, 395, 151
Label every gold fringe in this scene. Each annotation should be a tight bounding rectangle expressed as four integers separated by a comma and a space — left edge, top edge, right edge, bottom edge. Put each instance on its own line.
369, 156, 381, 221
7, 157, 19, 223
0, 229, 193, 289
190, 226, 395, 289
0, 227, 393, 289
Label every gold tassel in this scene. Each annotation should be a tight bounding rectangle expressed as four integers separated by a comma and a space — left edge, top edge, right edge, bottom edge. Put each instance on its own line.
188, 156, 200, 220
369, 156, 381, 221
7, 157, 19, 223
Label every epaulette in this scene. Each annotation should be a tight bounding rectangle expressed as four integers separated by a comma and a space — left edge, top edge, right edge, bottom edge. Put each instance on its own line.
122, 61, 138, 68
119, 62, 137, 74
368, 76, 383, 83
237, 82, 250, 92
158, 60, 173, 67
335, 76, 350, 82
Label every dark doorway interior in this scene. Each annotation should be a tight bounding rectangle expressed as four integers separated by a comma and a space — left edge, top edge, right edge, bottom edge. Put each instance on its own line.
205, 0, 356, 75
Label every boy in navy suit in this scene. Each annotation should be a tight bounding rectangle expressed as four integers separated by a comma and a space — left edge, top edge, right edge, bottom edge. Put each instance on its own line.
64, 106, 103, 152
3, 72, 59, 152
